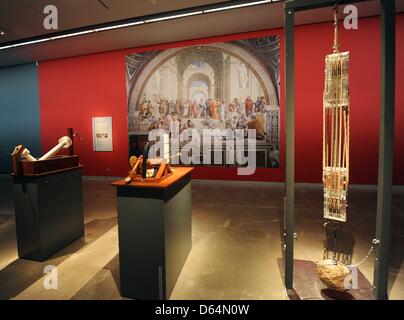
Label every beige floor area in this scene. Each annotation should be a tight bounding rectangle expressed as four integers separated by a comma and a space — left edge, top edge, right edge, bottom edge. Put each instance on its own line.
0, 175, 403, 300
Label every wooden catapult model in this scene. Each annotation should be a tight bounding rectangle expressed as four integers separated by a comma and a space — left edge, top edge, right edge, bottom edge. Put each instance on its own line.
322, 7, 350, 223
124, 137, 174, 184
11, 128, 80, 176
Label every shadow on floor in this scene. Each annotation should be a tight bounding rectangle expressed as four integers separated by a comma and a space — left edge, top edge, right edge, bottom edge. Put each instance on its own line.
323, 223, 355, 265
71, 254, 125, 300
0, 216, 118, 299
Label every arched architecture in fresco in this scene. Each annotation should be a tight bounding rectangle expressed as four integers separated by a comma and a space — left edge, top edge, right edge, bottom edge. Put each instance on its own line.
126, 37, 281, 168
186, 73, 212, 102
127, 42, 279, 113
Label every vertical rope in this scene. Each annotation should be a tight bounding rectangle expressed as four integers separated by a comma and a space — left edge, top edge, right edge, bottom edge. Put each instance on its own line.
333, 60, 338, 212
333, 6, 340, 54
338, 59, 343, 212
346, 60, 350, 186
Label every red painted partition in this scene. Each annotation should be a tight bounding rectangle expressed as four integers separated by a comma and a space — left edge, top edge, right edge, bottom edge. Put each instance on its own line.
38, 51, 129, 177
38, 15, 404, 184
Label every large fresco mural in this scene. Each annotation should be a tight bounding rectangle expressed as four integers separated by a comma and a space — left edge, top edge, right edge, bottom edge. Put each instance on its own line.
126, 35, 280, 168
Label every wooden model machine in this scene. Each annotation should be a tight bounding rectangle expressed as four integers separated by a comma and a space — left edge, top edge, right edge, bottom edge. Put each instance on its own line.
124, 135, 173, 184
322, 8, 350, 223
315, 6, 352, 292
11, 128, 80, 176
11, 128, 84, 261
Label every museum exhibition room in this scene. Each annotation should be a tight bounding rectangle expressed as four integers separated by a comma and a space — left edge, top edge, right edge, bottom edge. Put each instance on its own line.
0, 0, 403, 305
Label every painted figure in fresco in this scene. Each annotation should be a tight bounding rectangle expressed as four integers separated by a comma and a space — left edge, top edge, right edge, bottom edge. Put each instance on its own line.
168, 100, 175, 114
170, 113, 180, 137
225, 112, 239, 130
255, 96, 261, 109
166, 113, 173, 133
219, 100, 226, 123
139, 100, 148, 115
180, 119, 195, 133
199, 98, 207, 117
255, 96, 266, 113
233, 98, 240, 113
175, 100, 181, 115
228, 102, 236, 113
206, 99, 211, 117
231, 116, 239, 130
236, 113, 247, 129
179, 119, 195, 144
245, 96, 254, 116
247, 114, 266, 139
210, 99, 220, 120
160, 99, 169, 115
186, 119, 195, 129
147, 113, 156, 123
182, 101, 189, 117
203, 117, 216, 129
149, 113, 165, 131
191, 99, 199, 118
146, 100, 154, 114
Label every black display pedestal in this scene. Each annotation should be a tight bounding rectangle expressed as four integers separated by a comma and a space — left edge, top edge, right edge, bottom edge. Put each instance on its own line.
13, 167, 84, 261
113, 167, 193, 300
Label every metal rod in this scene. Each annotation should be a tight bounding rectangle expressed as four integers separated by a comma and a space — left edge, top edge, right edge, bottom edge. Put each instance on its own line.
67, 128, 74, 156
374, 0, 395, 300
284, 6, 295, 290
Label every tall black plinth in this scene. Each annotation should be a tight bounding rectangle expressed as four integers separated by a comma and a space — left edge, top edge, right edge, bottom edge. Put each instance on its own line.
112, 167, 193, 300
13, 167, 84, 261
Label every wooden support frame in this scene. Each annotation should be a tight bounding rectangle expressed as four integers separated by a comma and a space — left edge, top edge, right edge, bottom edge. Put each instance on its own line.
283, 0, 396, 300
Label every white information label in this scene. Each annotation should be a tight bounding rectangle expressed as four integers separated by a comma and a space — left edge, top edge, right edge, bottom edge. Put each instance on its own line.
92, 117, 113, 152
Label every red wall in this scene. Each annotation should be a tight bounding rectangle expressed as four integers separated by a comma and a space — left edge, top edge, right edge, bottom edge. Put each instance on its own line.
38, 51, 129, 177
294, 15, 404, 185
38, 15, 404, 184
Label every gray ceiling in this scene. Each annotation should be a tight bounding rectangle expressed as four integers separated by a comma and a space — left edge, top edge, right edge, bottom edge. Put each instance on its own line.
0, 0, 229, 43
0, 0, 402, 68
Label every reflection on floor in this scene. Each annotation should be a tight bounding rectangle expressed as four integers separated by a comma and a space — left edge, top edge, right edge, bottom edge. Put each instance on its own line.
0, 175, 403, 300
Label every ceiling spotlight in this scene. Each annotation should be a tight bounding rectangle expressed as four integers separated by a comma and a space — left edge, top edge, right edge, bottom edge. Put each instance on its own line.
145, 11, 203, 23
203, 0, 271, 13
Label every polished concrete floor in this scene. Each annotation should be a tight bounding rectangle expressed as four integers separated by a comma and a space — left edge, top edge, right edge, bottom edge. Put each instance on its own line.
0, 175, 403, 300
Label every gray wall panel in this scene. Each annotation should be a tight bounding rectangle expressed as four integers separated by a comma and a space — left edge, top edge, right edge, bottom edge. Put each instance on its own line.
0, 63, 41, 173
